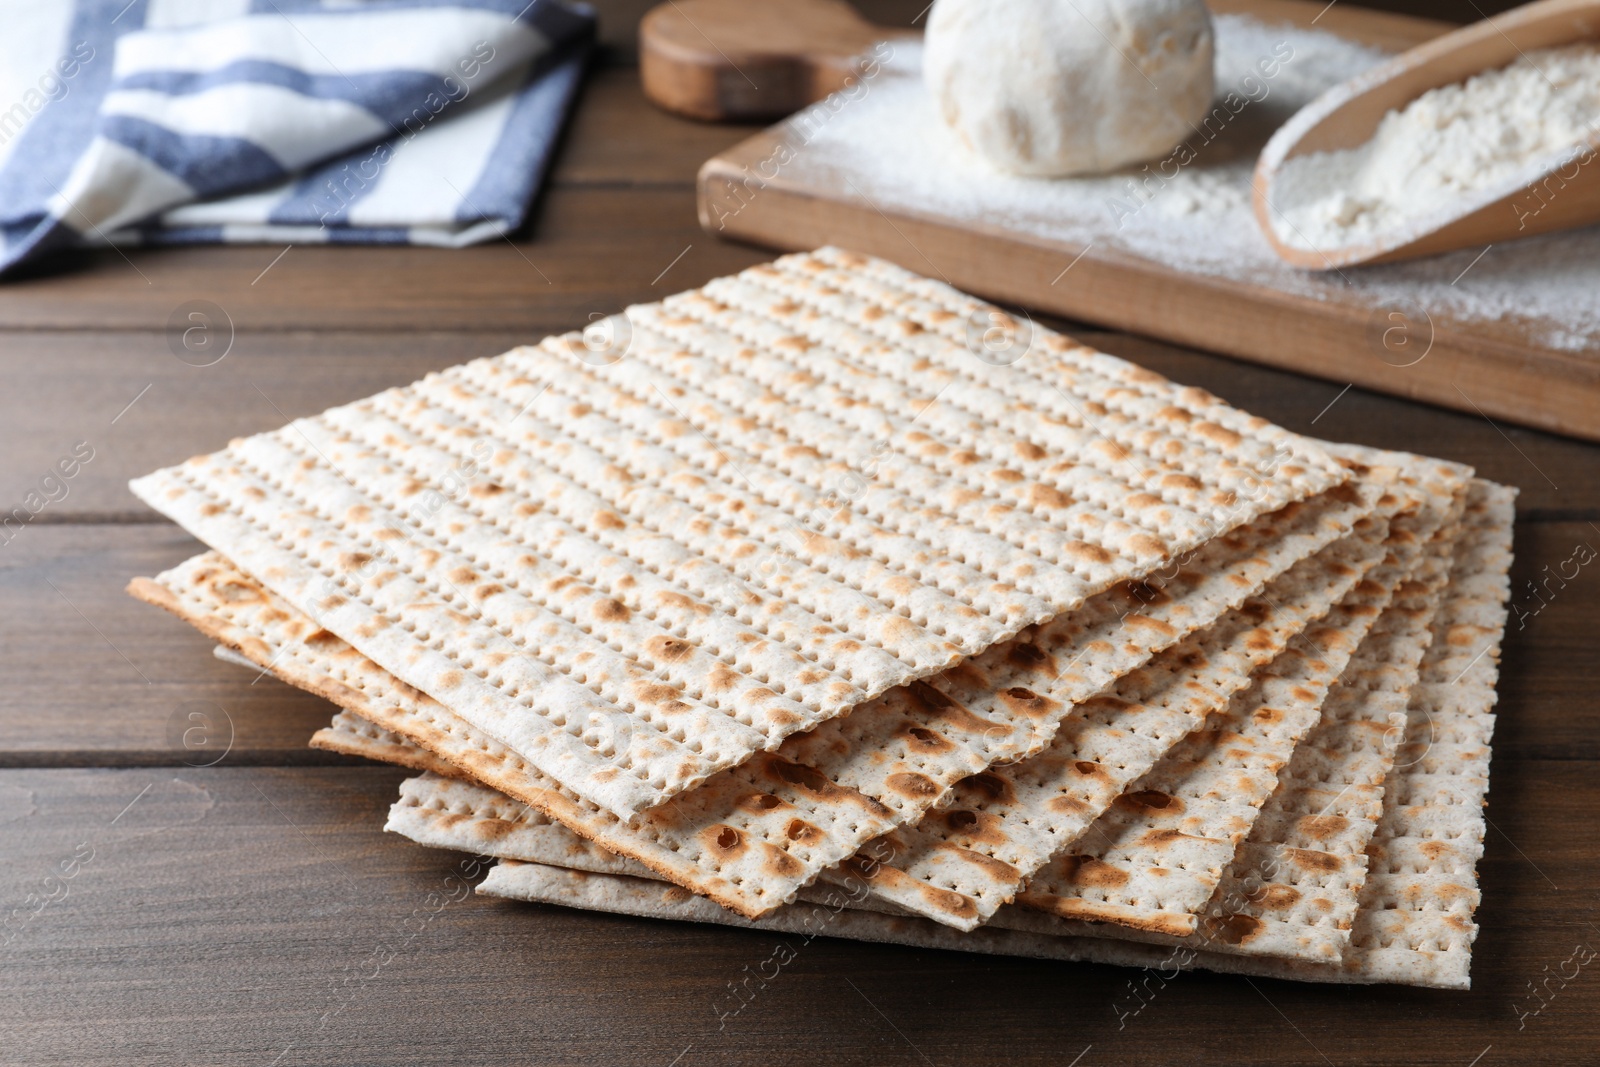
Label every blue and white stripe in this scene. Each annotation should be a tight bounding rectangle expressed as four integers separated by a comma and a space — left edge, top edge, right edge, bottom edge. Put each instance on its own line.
0, 0, 594, 273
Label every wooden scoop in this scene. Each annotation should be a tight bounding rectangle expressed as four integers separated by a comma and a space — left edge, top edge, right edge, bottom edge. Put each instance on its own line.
1255, 0, 1600, 270
640, 0, 912, 121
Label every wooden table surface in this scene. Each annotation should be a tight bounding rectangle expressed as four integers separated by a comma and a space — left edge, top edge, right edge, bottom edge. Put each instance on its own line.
2, 3, 1595, 1065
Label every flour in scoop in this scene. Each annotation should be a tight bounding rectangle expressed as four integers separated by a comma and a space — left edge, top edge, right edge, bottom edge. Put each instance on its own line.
1271, 44, 1600, 251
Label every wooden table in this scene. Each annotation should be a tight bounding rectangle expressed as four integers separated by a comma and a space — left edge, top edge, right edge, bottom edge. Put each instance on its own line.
1, 3, 1594, 1064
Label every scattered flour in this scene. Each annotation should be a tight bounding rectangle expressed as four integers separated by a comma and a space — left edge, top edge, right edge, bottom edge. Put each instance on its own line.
1272, 44, 1600, 251
770, 14, 1600, 354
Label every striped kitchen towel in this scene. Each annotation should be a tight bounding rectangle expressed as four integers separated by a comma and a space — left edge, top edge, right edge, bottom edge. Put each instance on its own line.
0, 0, 595, 274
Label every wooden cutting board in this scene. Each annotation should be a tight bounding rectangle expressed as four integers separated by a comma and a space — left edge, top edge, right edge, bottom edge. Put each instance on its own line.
696, 0, 1600, 443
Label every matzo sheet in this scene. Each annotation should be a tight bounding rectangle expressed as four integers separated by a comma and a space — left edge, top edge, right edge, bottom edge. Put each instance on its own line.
1149, 487, 1495, 965
132, 478, 1374, 919
1010, 477, 1465, 937
312, 709, 460, 778
1225, 479, 1516, 987
373, 465, 1434, 936
395, 481, 1513, 989
130, 249, 1347, 818
819, 498, 1407, 929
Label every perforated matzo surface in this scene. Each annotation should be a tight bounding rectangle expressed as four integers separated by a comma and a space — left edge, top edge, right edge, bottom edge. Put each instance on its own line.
129, 249, 1346, 818
131, 475, 1373, 919
817, 494, 1411, 930
382, 488, 1387, 935
463, 484, 1510, 989
1159, 491, 1489, 965
1011, 472, 1466, 937
1253, 479, 1516, 986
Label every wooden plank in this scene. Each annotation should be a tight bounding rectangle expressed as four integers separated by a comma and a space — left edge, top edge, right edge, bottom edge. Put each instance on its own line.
589, 0, 664, 59
0, 523, 1592, 764
0, 762, 1595, 1066
0, 527, 355, 764
0, 5, 1585, 1062
1500, 519, 1600, 763
3, 324, 1595, 523
696, 0, 1600, 443
1363, 0, 1516, 20
551, 67, 766, 186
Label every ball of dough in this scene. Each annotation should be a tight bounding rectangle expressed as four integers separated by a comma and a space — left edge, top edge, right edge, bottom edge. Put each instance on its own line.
924, 0, 1215, 177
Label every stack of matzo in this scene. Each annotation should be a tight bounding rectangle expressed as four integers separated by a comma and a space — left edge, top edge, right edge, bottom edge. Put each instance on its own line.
126, 249, 1515, 990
